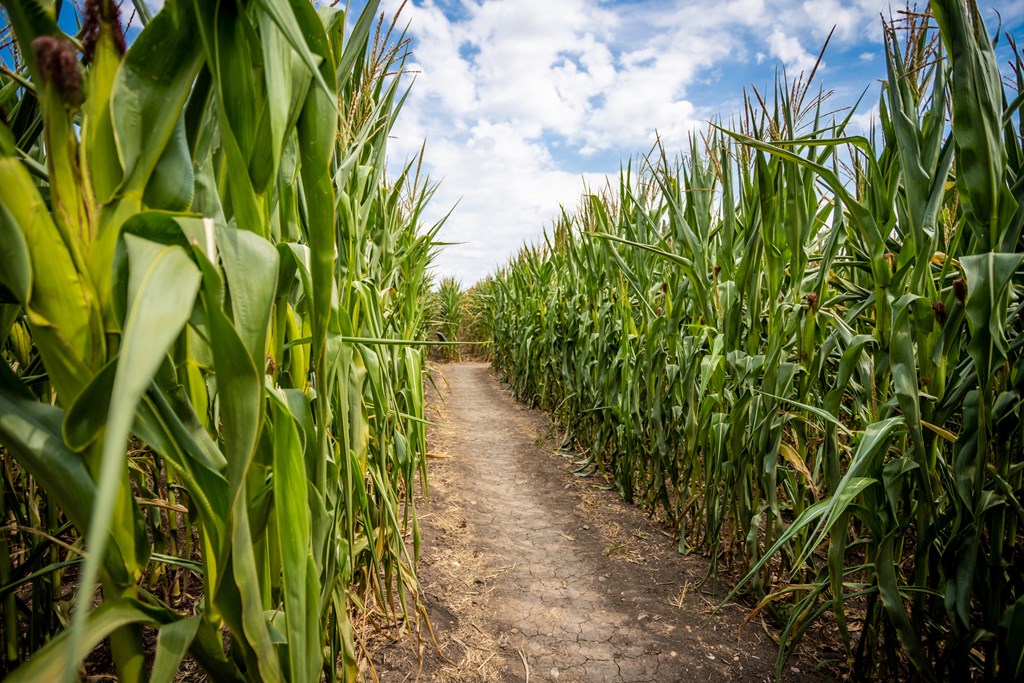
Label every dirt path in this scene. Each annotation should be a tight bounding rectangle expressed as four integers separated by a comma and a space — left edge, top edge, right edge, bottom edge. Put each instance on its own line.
370, 363, 834, 682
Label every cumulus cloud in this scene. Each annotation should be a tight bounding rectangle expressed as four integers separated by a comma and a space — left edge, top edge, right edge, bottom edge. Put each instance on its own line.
848, 103, 881, 136
767, 28, 820, 75
375, 0, 898, 282
391, 117, 608, 281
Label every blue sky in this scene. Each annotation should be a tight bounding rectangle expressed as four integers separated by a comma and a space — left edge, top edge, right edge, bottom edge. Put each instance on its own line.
361, 0, 1023, 284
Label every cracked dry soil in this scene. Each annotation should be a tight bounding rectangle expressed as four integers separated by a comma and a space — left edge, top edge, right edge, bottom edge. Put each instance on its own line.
370, 363, 834, 682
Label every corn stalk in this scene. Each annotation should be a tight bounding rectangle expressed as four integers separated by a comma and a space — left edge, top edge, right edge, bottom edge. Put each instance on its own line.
0, 1, 438, 680
485, 4, 1023, 679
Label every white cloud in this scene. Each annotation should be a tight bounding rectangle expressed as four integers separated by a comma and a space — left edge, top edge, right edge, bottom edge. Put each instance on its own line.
786, 0, 885, 43
397, 3, 481, 114
391, 121, 607, 283
379, 0, 900, 283
848, 103, 881, 136
767, 28, 820, 75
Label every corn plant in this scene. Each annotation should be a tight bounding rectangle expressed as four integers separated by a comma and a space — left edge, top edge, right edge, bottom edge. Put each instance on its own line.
0, 1, 438, 681
485, 3, 1024, 679
427, 277, 466, 361
462, 278, 496, 360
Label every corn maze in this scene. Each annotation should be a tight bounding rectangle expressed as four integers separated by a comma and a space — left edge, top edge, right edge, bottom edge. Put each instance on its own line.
0, 0, 1023, 681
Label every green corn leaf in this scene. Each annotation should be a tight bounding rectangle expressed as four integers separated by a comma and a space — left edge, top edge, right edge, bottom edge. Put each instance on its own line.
216, 225, 280, 363
258, 7, 313, 192
112, 0, 203, 198
1000, 596, 1024, 682
62, 356, 117, 450
150, 615, 202, 683
890, 295, 928, 476
130, 0, 154, 24
194, 251, 262, 501
252, 0, 329, 100
0, 363, 95, 535
0, 200, 31, 304
6, 599, 171, 683
798, 418, 903, 567
721, 498, 831, 608
960, 252, 1024, 385
0, 155, 97, 396
295, 10, 338, 366
931, 0, 1012, 251
586, 230, 714, 324
82, 11, 127, 205
68, 235, 201, 682
270, 391, 319, 683
335, 0, 380, 90
190, 0, 265, 231
143, 116, 195, 211
755, 389, 855, 436
878, 533, 938, 681
194, 249, 282, 680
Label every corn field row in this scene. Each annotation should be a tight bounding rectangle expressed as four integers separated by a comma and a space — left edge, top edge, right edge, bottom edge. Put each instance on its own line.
425, 277, 492, 362
483, 3, 1023, 680
427, 277, 466, 361
0, 0, 440, 681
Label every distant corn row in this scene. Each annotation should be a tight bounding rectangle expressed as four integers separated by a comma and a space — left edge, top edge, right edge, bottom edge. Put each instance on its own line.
428, 277, 467, 361
484, 3, 1023, 680
0, 1, 437, 681
425, 277, 492, 362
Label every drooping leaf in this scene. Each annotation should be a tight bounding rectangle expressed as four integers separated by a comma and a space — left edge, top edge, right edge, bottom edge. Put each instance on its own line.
960, 252, 1024, 385
5, 599, 171, 683
112, 1, 204, 198
68, 235, 201, 677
